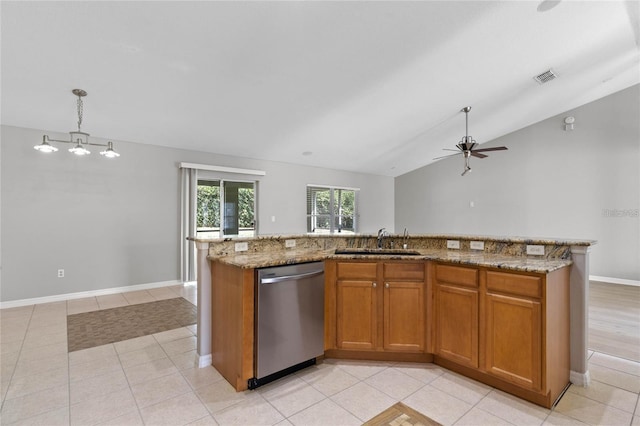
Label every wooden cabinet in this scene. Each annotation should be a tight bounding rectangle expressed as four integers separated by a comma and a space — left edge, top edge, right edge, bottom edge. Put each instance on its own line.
336, 262, 378, 350
383, 262, 425, 352
210, 260, 255, 392
483, 268, 570, 407
328, 260, 426, 356
433, 263, 479, 368
484, 271, 543, 391
430, 264, 570, 408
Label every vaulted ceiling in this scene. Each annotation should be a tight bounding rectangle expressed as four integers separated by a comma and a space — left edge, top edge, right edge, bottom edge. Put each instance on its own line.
2, 1, 638, 177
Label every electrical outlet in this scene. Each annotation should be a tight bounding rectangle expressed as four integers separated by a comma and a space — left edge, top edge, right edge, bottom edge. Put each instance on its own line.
447, 240, 460, 249
235, 242, 248, 252
470, 241, 484, 250
57, 269, 64, 278
526, 245, 545, 256
285, 239, 296, 248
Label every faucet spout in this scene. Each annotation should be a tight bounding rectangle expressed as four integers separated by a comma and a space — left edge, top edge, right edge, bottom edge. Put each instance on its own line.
377, 228, 386, 249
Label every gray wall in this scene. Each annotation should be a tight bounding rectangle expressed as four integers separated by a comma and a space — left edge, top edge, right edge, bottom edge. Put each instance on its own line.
395, 85, 640, 281
1, 125, 394, 302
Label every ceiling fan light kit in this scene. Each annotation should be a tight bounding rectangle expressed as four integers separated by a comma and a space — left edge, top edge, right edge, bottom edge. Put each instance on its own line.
434, 106, 508, 176
33, 89, 121, 158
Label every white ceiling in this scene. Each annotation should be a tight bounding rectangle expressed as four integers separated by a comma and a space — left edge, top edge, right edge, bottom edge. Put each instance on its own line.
2, 1, 639, 177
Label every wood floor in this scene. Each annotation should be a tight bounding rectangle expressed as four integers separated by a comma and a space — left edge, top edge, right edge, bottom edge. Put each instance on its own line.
589, 280, 640, 362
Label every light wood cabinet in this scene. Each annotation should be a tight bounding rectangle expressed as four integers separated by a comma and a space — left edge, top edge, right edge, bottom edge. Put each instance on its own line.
383, 262, 425, 352
483, 269, 569, 403
433, 263, 479, 368
484, 291, 542, 390
211, 255, 570, 408
210, 260, 255, 392
335, 261, 377, 350
328, 260, 427, 356
431, 264, 570, 408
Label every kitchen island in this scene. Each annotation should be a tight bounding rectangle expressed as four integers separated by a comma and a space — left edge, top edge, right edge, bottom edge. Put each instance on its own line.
190, 234, 595, 407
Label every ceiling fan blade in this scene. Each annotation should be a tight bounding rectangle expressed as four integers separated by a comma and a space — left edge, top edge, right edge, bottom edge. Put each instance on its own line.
433, 153, 461, 160
471, 152, 488, 159
472, 146, 508, 153
442, 148, 460, 152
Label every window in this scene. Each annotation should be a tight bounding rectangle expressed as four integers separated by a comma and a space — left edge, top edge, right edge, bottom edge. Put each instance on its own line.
307, 185, 358, 234
197, 180, 256, 238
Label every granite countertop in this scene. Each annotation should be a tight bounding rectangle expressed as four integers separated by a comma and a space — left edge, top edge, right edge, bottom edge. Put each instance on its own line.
209, 247, 573, 274
192, 233, 595, 246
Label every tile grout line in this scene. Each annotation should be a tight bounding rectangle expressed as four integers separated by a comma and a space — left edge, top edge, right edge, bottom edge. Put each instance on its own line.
115, 336, 146, 426
0, 304, 35, 413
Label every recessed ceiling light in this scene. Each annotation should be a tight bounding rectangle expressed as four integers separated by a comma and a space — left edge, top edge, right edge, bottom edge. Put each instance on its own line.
537, 0, 562, 12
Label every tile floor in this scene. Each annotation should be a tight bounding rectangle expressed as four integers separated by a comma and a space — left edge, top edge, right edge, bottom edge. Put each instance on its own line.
1, 285, 639, 426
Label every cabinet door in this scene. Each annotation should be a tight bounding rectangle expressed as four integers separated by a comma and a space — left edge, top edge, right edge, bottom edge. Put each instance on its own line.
336, 279, 378, 350
435, 284, 479, 368
383, 281, 425, 352
484, 292, 542, 391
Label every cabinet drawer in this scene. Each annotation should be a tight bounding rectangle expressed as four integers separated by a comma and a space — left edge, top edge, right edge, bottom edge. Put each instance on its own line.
486, 271, 542, 298
337, 262, 377, 279
435, 264, 478, 288
383, 262, 424, 280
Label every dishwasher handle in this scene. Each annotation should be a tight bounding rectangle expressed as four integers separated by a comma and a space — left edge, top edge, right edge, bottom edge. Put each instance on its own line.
260, 269, 324, 284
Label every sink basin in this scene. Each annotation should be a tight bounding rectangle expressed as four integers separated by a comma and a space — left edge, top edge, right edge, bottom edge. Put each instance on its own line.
334, 248, 422, 256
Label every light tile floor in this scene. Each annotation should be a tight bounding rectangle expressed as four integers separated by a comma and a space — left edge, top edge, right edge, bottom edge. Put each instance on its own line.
1, 285, 639, 425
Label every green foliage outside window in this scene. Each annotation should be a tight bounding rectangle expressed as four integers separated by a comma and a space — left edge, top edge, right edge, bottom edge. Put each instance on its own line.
197, 185, 220, 228
307, 186, 357, 233
237, 187, 255, 228
197, 182, 255, 230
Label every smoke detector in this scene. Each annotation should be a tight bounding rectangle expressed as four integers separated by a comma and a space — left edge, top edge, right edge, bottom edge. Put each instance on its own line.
534, 69, 557, 84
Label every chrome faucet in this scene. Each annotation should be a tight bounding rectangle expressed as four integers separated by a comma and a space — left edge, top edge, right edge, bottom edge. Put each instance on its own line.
377, 228, 387, 249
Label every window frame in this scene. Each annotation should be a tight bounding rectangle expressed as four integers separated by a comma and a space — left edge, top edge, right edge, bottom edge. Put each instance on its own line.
196, 178, 258, 239
306, 184, 359, 234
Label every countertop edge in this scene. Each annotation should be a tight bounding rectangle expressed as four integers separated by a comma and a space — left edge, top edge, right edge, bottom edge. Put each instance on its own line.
190, 233, 597, 246
209, 250, 573, 274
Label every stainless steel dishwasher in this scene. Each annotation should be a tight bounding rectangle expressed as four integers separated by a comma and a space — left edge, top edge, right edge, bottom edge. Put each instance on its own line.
249, 261, 324, 389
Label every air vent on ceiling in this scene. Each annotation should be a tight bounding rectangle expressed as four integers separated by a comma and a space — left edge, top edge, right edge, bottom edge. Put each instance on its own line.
534, 69, 557, 84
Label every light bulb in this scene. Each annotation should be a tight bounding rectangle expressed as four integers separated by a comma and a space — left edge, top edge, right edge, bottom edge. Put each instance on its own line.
69, 144, 90, 156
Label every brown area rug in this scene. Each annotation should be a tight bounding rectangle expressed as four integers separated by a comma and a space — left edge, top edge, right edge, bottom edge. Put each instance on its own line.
363, 402, 442, 426
67, 297, 196, 352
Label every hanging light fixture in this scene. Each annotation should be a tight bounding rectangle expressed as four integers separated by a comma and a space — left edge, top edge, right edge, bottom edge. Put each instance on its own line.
34, 89, 120, 158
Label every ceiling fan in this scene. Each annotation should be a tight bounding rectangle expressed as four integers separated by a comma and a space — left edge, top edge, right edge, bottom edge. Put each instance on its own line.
435, 106, 508, 176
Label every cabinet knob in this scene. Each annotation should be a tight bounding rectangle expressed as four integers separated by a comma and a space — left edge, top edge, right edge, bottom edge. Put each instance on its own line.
372, 282, 377, 288
385, 282, 390, 289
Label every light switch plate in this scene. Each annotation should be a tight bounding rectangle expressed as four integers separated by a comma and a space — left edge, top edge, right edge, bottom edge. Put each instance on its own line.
447, 240, 460, 249
285, 239, 296, 248
526, 245, 545, 256
470, 241, 484, 250
235, 242, 248, 252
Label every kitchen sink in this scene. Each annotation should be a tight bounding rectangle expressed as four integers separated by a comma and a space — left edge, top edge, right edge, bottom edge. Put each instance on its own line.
334, 248, 422, 256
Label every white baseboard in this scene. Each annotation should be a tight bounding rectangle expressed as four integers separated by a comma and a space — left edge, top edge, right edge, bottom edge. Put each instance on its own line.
0, 280, 185, 309
570, 370, 591, 387
590, 275, 640, 287
197, 353, 212, 368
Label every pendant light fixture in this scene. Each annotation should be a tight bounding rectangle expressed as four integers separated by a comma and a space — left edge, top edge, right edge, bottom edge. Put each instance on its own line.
34, 89, 120, 158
